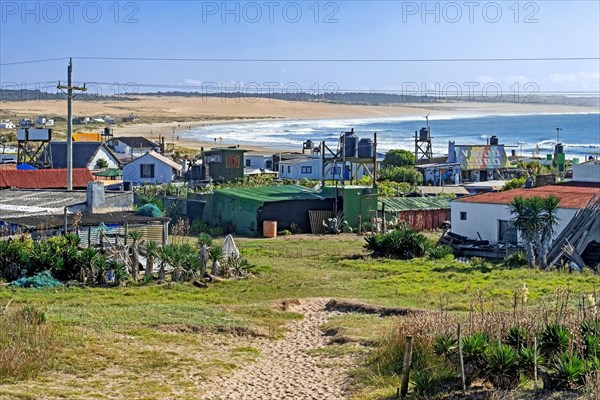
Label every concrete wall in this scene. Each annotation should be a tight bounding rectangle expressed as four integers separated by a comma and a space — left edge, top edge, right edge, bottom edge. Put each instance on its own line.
450, 200, 577, 243
123, 153, 177, 185
573, 161, 600, 183
86, 182, 133, 213
245, 155, 271, 170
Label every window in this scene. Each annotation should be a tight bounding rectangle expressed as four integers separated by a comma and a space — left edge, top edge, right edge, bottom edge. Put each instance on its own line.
333, 167, 341, 175
280, 165, 284, 173
140, 164, 154, 179
301, 166, 312, 174
498, 220, 518, 244
266, 160, 273, 169
460, 212, 467, 221
287, 166, 291, 173
245, 159, 251, 167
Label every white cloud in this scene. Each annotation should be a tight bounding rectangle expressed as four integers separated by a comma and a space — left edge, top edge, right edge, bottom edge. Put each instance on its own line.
184, 79, 202, 86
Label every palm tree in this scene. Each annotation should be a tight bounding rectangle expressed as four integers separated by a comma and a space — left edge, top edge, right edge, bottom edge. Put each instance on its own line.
144, 240, 159, 281
509, 195, 560, 268
128, 229, 143, 281
209, 246, 224, 276
157, 244, 174, 282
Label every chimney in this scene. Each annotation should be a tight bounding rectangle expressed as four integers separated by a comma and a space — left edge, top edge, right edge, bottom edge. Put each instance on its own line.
87, 181, 106, 213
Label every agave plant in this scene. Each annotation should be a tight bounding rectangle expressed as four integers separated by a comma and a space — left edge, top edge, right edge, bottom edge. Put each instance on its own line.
410, 370, 436, 397
540, 323, 569, 359
584, 334, 600, 359
550, 351, 587, 390
144, 240, 159, 281
209, 246, 224, 276
128, 229, 143, 281
582, 320, 599, 337
519, 346, 544, 378
505, 326, 529, 350
462, 333, 489, 382
483, 343, 521, 390
433, 333, 458, 360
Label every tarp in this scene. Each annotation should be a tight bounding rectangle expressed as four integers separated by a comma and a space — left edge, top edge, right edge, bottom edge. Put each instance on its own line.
221, 234, 240, 260
17, 164, 37, 170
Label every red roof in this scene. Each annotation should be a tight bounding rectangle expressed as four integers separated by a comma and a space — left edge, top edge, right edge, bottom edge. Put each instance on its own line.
455, 182, 600, 209
0, 169, 94, 189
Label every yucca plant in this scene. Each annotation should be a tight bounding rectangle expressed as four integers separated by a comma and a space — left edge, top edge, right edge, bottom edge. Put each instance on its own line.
519, 346, 544, 378
505, 326, 529, 350
410, 370, 436, 397
144, 240, 159, 281
550, 351, 587, 390
483, 343, 521, 390
584, 334, 600, 359
462, 333, 489, 382
540, 323, 569, 360
433, 333, 457, 360
128, 229, 143, 281
582, 320, 599, 337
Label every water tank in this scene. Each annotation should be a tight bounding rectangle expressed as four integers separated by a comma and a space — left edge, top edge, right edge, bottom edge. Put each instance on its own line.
342, 129, 358, 157
490, 135, 499, 145
555, 143, 564, 154
357, 138, 374, 158
419, 127, 430, 141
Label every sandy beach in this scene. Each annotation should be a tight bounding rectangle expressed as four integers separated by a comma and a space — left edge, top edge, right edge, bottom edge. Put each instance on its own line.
1, 96, 597, 154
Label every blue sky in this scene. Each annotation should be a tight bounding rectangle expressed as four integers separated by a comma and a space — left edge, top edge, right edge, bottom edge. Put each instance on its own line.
1, 1, 599, 97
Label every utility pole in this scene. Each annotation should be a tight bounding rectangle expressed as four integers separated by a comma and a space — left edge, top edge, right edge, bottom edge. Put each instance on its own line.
58, 58, 86, 190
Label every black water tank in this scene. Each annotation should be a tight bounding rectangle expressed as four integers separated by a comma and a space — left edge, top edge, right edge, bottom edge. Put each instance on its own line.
342, 130, 358, 157
490, 135, 499, 145
419, 127, 429, 141
556, 143, 564, 154
191, 165, 205, 180
357, 138, 374, 158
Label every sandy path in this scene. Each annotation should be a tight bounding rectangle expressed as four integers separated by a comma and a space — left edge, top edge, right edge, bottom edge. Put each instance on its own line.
200, 298, 351, 400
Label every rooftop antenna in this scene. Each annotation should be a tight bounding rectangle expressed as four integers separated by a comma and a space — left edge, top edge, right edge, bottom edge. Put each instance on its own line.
424, 113, 430, 130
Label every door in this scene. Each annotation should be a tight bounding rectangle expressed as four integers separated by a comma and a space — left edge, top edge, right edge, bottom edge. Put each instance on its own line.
498, 220, 518, 244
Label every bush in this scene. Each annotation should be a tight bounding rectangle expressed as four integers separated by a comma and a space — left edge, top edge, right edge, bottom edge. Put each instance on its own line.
550, 351, 587, 390
502, 176, 527, 191
504, 250, 527, 269
0, 305, 57, 383
540, 324, 569, 359
427, 245, 454, 260
136, 204, 163, 218
378, 166, 423, 186
483, 343, 521, 389
364, 227, 429, 259
383, 149, 416, 168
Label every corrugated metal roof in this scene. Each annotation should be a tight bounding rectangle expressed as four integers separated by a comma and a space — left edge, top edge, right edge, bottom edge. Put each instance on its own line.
0, 168, 94, 189
1, 211, 168, 229
215, 185, 330, 205
417, 186, 469, 196
379, 196, 451, 212
454, 182, 600, 209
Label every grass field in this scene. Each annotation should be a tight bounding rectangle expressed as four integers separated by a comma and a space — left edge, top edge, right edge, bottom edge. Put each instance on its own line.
1, 234, 599, 399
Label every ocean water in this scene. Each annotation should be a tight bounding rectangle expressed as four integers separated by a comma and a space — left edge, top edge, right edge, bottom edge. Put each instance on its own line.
184, 113, 600, 159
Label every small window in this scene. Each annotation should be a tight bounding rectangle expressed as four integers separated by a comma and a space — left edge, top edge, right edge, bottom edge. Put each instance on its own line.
280, 165, 284, 173
226, 155, 240, 168
301, 166, 312, 174
460, 211, 467, 221
140, 164, 155, 178
245, 159, 251, 167
287, 166, 291, 173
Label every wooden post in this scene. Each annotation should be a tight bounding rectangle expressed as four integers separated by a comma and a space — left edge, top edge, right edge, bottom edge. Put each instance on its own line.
357, 215, 362, 235
88, 226, 92, 247
63, 207, 68, 235
458, 324, 466, 392
382, 203, 386, 233
400, 336, 413, 398
124, 223, 129, 246
534, 335, 538, 393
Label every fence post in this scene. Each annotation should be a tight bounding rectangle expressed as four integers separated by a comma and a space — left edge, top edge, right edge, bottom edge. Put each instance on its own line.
458, 323, 466, 392
357, 215, 362, 235
534, 335, 538, 393
400, 336, 413, 398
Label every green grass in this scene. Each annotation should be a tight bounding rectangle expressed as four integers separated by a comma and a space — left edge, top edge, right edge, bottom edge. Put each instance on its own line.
1, 234, 599, 399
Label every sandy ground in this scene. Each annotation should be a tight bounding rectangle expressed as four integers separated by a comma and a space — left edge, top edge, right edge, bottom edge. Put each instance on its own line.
1, 96, 597, 154
199, 298, 352, 400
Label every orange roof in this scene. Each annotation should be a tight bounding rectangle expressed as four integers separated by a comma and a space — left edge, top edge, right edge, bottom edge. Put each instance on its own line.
73, 132, 102, 142
455, 182, 600, 209
0, 168, 94, 189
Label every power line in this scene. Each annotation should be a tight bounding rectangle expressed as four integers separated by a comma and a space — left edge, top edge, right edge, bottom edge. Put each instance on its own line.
1, 56, 599, 67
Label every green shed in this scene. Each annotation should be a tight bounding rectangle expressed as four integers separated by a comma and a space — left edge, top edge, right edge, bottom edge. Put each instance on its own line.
209, 185, 336, 235
204, 147, 247, 183
321, 185, 378, 229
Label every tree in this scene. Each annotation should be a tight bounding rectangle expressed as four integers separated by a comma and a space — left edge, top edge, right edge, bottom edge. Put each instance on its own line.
508, 195, 560, 268
95, 158, 109, 169
383, 149, 415, 168
157, 244, 174, 282
209, 246, 224, 276
378, 166, 423, 186
144, 240, 159, 281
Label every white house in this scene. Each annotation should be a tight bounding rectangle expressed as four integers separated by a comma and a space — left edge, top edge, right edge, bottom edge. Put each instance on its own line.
0, 120, 15, 129
573, 160, 600, 183
244, 154, 274, 171
279, 156, 372, 181
107, 137, 159, 158
450, 183, 599, 244
123, 151, 182, 185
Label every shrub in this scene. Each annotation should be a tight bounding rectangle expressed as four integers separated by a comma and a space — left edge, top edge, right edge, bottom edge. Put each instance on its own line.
378, 166, 423, 186
540, 324, 569, 359
550, 351, 587, 390
504, 251, 527, 269
197, 233, 213, 248
0, 305, 57, 383
364, 227, 429, 260
427, 245, 454, 260
519, 346, 544, 378
502, 176, 527, 191
383, 149, 416, 168
483, 343, 521, 389
136, 204, 163, 218
505, 326, 529, 350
